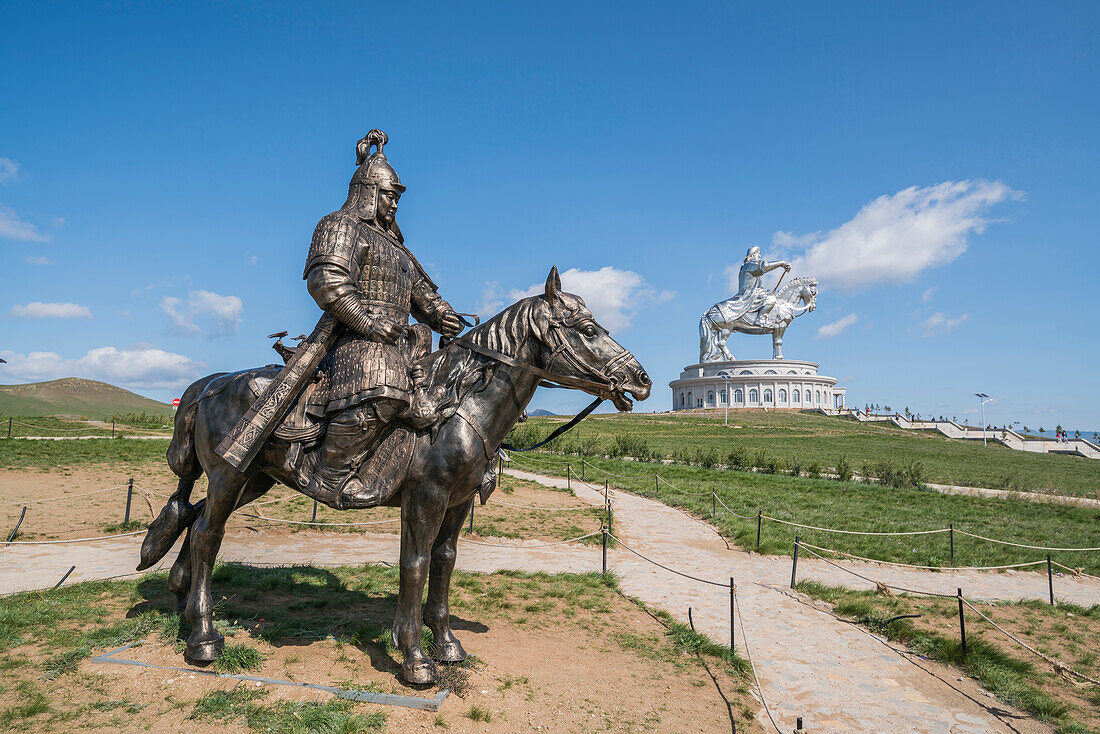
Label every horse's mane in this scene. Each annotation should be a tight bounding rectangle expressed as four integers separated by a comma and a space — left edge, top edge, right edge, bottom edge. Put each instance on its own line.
776, 276, 816, 301
413, 296, 540, 421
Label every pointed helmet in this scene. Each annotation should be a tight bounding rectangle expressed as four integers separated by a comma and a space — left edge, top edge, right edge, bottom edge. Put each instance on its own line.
347, 129, 405, 223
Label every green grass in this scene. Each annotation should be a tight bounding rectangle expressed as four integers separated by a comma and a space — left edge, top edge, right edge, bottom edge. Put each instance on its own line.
512, 453, 1100, 574
465, 704, 492, 722
517, 411, 1100, 498
0, 416, 114, 437
212, 642, 265, 673
0, 436, 169, 468
795, 581, 1099, 734
191, 687, 386, 732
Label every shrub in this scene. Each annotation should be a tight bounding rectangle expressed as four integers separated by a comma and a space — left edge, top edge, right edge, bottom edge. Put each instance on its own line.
805, 460, 823, 479
610, 434, 652, 461
788, 460, 802, 478
903, 461, 925, 488
727, 446, 749, 470
698, 449, 719, 469
762, 455, 783, 474
752, 448, 768, 469
504, 424, 541, 451
835, 456, 853, 482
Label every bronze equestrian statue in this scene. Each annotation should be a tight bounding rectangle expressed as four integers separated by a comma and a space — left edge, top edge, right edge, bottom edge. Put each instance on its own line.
138, 131, 652, 686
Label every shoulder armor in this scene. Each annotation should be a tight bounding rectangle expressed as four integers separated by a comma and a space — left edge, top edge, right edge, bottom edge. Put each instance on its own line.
303, 211, 360, 278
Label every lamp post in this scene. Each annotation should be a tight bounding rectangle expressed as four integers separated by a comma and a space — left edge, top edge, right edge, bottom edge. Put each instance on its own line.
975, 393, 992, 447
724, 377, 731, 427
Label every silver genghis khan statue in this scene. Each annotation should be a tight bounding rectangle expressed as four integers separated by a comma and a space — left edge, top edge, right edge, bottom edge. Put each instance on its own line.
303, 130, 461, 507
216, 130, 462, 508
699, 246, 817, 361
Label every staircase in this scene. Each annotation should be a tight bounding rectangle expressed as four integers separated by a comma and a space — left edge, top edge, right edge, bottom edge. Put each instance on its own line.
810, 408, 1100, 460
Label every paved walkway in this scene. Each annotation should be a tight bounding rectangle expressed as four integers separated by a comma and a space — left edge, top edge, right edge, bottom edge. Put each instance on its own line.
508, 468, 1098, 734
3, 468, 1098, 732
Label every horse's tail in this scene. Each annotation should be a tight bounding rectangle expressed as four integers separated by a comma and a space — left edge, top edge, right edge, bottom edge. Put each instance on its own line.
138, 374, 220, 570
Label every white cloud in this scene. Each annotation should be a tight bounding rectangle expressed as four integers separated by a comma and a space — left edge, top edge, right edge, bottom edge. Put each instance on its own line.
24, 255, 52, 266
922, 287, 937, 303
0, 158, 18, 184
480, 267, 675, 332
920, 311, 969, 336
476, 281, 507, 318
51, 217, 65, 227
10, 301, 92, 319
160, 289, 242, 338
774, 180, 1020, 292
0, 346, 205, 390
815, 313, 858, 339
0, 204, 51, 242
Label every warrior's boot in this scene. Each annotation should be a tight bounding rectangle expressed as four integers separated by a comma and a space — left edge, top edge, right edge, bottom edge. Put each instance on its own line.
305, 416, 386, 509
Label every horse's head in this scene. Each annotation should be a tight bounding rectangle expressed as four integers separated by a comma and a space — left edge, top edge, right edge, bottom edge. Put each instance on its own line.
529, 267, 651, 411
802, 279, 818, 312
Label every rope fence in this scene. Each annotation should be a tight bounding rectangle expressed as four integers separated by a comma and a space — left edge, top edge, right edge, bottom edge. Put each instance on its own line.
506, 454, 1100, 557
3, 529, 147, 545
959, 598, 1100, 686
4, 454, 1093, 731
797, 542, 1050, 572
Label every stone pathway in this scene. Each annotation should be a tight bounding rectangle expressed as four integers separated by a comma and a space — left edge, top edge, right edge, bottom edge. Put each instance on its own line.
3, 468, 1098, 733
506, 468, 1098, 734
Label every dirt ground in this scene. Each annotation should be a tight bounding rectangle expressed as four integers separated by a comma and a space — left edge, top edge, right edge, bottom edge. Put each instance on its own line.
0, 465, 603, 544
0, 565, 758, 733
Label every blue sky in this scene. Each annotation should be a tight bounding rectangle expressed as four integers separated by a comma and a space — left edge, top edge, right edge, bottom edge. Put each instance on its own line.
2, 2, 1097, 430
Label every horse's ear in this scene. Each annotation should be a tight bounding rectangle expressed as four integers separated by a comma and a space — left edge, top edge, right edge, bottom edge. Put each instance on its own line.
544, 266, 562, 305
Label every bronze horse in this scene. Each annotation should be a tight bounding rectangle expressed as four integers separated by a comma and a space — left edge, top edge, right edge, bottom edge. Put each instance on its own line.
139, 267, 651, 685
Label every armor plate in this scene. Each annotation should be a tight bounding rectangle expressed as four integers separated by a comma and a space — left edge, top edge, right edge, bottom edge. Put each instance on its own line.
307, 218, 427, 414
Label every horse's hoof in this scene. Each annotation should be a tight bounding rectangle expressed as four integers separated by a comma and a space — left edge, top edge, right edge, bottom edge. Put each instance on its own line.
433, 640, 467, 663
401, 659, 438, 686
185, 638, 224, 664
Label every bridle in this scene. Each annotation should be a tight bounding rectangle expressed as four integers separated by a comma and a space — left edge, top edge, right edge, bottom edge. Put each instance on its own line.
446, 309, 635, 451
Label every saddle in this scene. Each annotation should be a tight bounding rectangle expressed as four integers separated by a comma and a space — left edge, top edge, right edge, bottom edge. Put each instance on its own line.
248, 325, 440, 507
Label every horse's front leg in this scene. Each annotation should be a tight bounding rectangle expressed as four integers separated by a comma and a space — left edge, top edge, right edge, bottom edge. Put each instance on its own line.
773, 326, 785, 359
425, 499, 472, 663
394, 485, 448, 684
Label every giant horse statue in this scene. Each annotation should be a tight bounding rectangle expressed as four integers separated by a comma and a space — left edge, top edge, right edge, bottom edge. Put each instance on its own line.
138, 268, 651, 685
699, 276, 817, 361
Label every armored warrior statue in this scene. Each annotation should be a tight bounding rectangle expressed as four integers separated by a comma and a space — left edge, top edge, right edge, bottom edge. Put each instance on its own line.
699, 246, 816, 361
724, 246, 791, 327
301, 130, 462, 507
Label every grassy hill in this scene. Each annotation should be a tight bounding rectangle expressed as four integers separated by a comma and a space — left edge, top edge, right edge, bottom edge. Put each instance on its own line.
0, 378, 172, 419
517, 410, 1100, 498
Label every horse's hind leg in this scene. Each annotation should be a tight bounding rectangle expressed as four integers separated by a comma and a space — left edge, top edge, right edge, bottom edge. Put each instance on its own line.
184, 468, 248, 663
424, 501, 470, 663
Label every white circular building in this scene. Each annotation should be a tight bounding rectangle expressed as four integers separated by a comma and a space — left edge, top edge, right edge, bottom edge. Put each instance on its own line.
669, 359, 846, 411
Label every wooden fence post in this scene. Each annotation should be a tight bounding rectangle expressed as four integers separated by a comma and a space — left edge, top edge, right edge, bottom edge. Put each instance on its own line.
124, 478, 134, 524
729, 577, 736, 652
790, 533, 800, 589
601, 524, 608, 574
957, 588, 967, 655
1047, 555, 1055, 605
